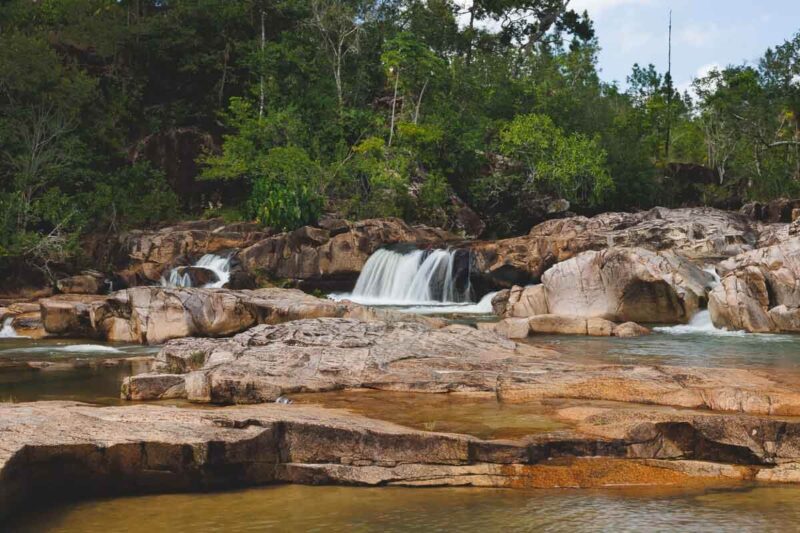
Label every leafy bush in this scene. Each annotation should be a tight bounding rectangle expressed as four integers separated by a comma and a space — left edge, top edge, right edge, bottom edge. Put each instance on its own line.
246, 146, 323, 231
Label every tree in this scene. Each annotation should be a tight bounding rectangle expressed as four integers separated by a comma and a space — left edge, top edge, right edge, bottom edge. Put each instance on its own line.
307, 0, 364, 114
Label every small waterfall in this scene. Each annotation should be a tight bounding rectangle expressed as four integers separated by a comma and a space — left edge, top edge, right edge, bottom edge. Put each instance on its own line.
655, 264, 741, 335
0, 317, 19, 338
162, 253, 232, 289
340, 247, 473, 306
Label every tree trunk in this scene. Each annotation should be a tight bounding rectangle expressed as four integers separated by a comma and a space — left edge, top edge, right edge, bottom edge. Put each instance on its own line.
388, 68, 400, 146
413, 78, 428, 125
259, 10, 266, 118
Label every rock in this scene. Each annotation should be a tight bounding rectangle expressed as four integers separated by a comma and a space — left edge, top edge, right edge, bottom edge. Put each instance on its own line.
117, 219, 271, 284
450, 195, 486, 238
39, 294, 108, 337
41, 287, 442, 345
469, 207, 758, 288
709, 236, 800, 332
7, 400, 800, 521
741, 198, 800, 223
121, 316, 800, 417
587, 317, 615, 336
490, 289, 510, 316
502, 285, 549, 318
239, 218, 458, 292
529, 315, 588, 335
173, 266, 219, 287
613, 322, 651, 338
542, 248, 712, 324
128, 127, 218, 201
56, 273, 105, 295
478, 318, 530, 339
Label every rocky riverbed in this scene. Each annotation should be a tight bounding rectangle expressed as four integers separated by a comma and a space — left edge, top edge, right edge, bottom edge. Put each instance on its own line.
5, 205, 800, 525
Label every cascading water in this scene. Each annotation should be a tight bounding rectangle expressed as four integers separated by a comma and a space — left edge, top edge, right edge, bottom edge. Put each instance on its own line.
161, 253, 232, 289
656, 265, 743, 335
0, 317, 20, 338
330, 247, 494, 313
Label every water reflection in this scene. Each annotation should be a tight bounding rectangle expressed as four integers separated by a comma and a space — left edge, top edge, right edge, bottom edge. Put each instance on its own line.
11, 484, 800, 532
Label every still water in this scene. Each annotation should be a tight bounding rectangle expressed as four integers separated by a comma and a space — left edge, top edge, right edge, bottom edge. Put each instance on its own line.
0, 338, 157, 404
10, 483, 800, 532
528, 329, 800, 370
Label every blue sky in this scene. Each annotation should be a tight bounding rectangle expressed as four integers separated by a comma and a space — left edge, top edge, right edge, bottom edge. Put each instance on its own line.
571, 0, 800, 91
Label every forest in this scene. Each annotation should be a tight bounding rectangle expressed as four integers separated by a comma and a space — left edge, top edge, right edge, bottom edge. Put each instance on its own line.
1, 0, 799, 279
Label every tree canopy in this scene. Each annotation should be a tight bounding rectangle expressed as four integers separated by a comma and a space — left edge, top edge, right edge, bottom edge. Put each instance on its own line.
1, 0, 799, 280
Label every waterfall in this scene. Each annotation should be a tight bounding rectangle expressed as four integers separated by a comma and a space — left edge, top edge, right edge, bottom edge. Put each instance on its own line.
161, 253, 232, 289
655, 264, 742, 335
337, 247, 473, 306
0, 317, 19, 338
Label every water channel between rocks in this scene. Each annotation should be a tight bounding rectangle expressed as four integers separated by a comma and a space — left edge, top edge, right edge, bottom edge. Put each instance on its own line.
6, 307, 800, 531
10, 483, 800, 532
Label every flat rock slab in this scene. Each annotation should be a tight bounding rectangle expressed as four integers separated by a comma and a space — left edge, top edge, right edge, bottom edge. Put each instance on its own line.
4, 400, 800, 521
125, 317, 800, 417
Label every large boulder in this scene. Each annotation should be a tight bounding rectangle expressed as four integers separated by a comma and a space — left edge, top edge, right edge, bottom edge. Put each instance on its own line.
469, 207, 758, 288
238, 218, 457, 291
117, 219, 271, 284
56, 272, 106, 295
41, 287, 441, 344
709, 236, 800, 332
540, 248, 714, 324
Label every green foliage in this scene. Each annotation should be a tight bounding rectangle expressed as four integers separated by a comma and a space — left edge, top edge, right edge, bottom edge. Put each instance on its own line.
246, 147, 324, 231
498, 114, 612, 204
1, 0, 799, 283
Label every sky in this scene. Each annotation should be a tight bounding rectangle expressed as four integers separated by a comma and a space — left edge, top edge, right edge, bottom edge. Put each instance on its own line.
570, 0, 800, 92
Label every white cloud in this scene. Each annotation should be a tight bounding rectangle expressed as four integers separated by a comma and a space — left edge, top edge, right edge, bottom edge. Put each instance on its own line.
678, 23, 721, 48
615, 24, 656, 53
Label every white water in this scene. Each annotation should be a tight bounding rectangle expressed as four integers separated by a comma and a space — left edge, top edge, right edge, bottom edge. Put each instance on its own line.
59, 344, 123, 353
0, 317, 20, 338
401, 291, 498, 315
655, 265, 743, 335
330, 247, 495, 313
341, 248, 472, 305
162, 253, 232, 288
655, 310, 745, 336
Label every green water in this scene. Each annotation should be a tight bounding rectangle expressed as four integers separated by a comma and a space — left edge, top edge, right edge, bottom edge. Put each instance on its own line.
527, 330, 800, 370
10, 484, 800, 532
0, 338, 157, 404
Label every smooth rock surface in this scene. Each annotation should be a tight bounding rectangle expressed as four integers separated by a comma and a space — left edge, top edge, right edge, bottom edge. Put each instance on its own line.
710, 236, 800, 332
123, 318, 800, 417
542, 248, 713, 323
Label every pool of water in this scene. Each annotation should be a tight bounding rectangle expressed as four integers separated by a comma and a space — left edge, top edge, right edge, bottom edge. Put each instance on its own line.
291, 390, 568, 439
0, 338, 158, 404
11, 483, 800, 532
527, 330, 800, 371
